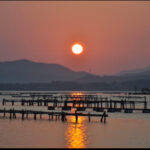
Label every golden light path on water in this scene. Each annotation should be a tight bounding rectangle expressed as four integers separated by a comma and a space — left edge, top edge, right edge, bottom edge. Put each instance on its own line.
65, 92, 88, 148
65, 116, 87, 148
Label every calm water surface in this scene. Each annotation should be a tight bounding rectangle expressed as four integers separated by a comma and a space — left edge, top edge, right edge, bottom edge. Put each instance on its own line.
0, 91, 150, 148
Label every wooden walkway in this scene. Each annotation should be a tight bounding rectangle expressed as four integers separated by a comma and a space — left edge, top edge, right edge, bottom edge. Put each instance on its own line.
2, 98, 149, 113
1, 93, 150, 126
0, 108, 108, 123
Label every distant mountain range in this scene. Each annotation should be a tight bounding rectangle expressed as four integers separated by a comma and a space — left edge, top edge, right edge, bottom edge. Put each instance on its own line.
0, 59, 150, 83
117, 66, 150, 76
0, 59, 91, 83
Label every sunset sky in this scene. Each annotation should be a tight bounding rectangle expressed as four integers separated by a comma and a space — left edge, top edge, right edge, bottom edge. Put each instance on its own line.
0, 1, 150, 75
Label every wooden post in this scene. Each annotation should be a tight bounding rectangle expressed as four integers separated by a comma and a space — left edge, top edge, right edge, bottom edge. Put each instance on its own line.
64, 100, 67, 107
133, 102, 135, 109
56, 100, 58, 107
75, 112, 78, 123
64, 113, 67, 121
110, 100, 112, 109
100, 111, 106, 123
49, 114, 50, 120
26, 111, 28, 119
120, 101, 122, 109
114, 102, 117, 109
94, 101, 96, 108
44, 100, 46, 106
130, 102, 132, 109
122, 101, 124, 109
78, 101, 80, 108
34, 113, 36, 120
131, 102, 133, 109
53, 100, 56, 107
40, 113, 42, 119
97, 101, 99, 108
144, 99, 147, 109
73, 101, 75, 107
104, 111, 106, 123
9, 109, 12, 120
13, 109, 16, 119
52, 113, 53, 120
22, 110, 24, 120
2, 99, 5, 106
21, 100, 24, 106
88, 112, 91, 122
100, 115, 103, 123
96, 100, 99, 108
124, 100, 126, 109
58, 114, 60, 120
61, 112, 64, 122
101, 100, 103, 108
3, 108, 6, 117
106, 100, 108, 109
83, 102, 85, 107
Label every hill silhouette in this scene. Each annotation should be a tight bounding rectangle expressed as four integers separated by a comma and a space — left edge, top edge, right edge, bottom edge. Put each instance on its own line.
0, 59, 150, 90
0, 59, 90, 83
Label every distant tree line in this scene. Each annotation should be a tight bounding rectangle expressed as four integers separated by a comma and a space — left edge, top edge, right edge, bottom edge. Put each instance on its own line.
0, 79, 150, 91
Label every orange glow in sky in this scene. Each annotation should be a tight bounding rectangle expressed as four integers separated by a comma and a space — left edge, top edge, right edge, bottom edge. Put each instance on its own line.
0, 2, 150, 75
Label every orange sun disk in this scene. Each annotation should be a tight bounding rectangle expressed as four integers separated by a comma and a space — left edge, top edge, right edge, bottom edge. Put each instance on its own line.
72, 44, 83, 55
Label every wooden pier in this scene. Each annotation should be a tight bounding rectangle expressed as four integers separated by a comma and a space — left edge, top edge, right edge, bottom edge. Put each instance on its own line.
0, 108, 108, 123
2, 96, 149, 113
0, 93, 150, 123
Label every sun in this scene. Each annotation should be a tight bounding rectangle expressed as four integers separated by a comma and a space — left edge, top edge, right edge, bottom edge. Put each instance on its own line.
72, 43, 83, 55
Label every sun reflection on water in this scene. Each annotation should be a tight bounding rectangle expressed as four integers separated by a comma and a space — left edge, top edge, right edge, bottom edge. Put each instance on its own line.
65, 92, 88, 148
65, 116, 87, 148
71, 92, 84, 101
